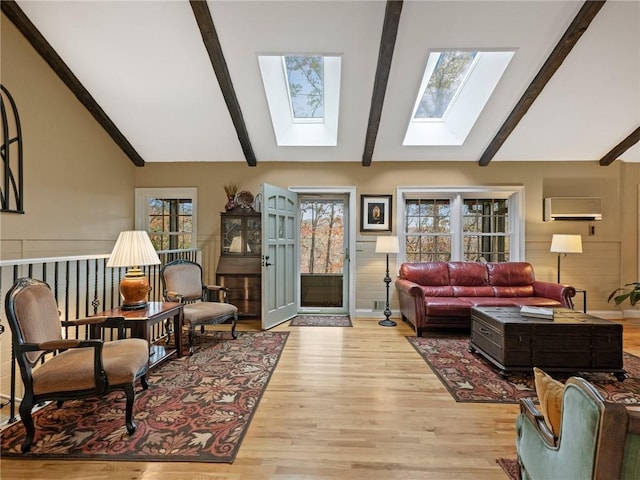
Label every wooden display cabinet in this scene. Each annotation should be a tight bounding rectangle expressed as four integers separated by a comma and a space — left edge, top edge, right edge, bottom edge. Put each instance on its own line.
215, 206, 261, 317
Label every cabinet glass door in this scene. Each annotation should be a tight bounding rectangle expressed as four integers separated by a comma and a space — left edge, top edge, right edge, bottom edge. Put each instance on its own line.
246, 217, 261, 255
222, 218, 243, 254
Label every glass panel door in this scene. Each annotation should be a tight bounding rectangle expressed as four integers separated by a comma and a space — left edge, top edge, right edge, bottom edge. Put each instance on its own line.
298, 195, 347, 313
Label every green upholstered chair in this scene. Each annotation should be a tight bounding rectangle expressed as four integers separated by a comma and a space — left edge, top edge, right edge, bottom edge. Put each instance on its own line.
5, 278, 149, 453
516, 376, 640, 480
160, 259, 237, 354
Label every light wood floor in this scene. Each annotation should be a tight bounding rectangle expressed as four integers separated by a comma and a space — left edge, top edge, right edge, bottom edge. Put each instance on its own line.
2, 317, 640, 480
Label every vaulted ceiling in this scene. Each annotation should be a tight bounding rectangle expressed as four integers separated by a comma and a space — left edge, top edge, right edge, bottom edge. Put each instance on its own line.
3, 0, 639, 167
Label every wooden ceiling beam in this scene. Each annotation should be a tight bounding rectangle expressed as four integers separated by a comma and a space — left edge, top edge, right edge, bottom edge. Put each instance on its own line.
362, 0, 403, 167
478, 0, 606, 167
599, 126, 640, 165
1, 0, 145, 167
190, 0, 256, 167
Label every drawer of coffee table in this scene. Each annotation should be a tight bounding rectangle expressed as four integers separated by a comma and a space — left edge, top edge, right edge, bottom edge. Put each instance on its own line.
471, 318, 531, 366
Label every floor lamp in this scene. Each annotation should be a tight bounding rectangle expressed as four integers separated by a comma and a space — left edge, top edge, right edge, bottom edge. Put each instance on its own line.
550, 234, 582, 283
376, 236, 399, 327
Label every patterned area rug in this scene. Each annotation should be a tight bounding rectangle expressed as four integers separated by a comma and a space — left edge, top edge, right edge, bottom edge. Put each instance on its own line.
1, 331, 289, 462
497, 458, 521, 480
407, 336, 640, 404
289, 315, 352, 327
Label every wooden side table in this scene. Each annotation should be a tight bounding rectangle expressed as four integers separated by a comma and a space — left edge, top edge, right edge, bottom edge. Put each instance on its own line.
92, 302, 184, 370
575, 288, 587, 313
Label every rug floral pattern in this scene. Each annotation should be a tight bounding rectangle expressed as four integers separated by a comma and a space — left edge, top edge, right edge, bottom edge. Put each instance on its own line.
289, 315, 352, 327
1, 331, 289, 462
407, 336, 640, 404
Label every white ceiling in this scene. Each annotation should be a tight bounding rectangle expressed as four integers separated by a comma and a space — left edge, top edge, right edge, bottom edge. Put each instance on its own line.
12, 0, 640, 165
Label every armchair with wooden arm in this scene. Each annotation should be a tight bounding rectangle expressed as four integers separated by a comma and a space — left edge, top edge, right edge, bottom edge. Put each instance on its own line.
160, 259, 237, 354
516, 376, 640, 479
4, 278, 149, 453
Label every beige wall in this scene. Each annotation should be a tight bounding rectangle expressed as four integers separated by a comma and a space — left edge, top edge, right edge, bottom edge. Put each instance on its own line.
1, 14, 139, 402
0, 15, 136, 260
136, 160, 637, 313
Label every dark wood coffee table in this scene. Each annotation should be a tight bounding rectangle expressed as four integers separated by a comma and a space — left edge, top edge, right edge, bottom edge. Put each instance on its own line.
469, 307, 626, 380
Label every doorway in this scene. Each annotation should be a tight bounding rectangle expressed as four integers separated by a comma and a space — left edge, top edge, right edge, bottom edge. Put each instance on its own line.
297, 193, 350, 314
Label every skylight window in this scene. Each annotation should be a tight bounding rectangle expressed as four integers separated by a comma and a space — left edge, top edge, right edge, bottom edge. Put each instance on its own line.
404, 50, 515, 146
284, 55, 324, 122
414, 51, 477, 120
259, 54, 341, 146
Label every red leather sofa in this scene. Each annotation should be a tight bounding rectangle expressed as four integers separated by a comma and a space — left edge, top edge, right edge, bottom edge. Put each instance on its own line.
395, 261, 576, 336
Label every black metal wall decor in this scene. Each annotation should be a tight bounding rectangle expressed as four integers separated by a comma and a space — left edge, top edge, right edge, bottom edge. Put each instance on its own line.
1, 84, 24, 213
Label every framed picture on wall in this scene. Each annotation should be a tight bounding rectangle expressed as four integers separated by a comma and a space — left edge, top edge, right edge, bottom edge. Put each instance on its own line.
360, 195, 392, 232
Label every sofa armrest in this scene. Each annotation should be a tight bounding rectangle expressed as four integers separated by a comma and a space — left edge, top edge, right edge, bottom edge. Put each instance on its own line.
395, 278, 425, 298
533, 281, 576, 308
395, 278, 427, 334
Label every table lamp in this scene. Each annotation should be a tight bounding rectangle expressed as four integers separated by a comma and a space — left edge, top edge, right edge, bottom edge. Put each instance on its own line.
107, 231, 161, 310
376, 235, 399, 327
550, 234, 582, 283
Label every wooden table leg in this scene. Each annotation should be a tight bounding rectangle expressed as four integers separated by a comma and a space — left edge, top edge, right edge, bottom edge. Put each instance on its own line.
174, 309, 183, 357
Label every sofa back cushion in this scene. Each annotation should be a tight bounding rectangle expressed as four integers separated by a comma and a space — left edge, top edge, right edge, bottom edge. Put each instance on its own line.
452, 286, 494, 297
399, 262, 449, 286
493, 285, 535, 297
487, 262, 535, 286
422, 286, 455, 297
448, 262, 489, 286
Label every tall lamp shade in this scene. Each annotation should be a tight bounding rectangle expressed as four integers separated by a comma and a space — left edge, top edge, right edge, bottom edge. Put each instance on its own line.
376, 236, 399, 327
375, 236, 400, 255
550, 234, 582, 283
107, 231, 161, 310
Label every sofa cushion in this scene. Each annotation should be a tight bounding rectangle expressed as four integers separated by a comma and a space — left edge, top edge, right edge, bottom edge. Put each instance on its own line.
421, 286, 454, 297
533, 367, 564, 437
452, 286, 494, 297
487, 262, 535, 286
32, 338, 149, 395
423, 297, 473, 317
508, 297, 563, 308
493, 285, 535, 297
460, 297, 522, 307
399, 262, 449, 286
448, 262, 489, 286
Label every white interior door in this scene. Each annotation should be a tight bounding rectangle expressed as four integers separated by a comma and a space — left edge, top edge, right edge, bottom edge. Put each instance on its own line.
261, 183, 298, 329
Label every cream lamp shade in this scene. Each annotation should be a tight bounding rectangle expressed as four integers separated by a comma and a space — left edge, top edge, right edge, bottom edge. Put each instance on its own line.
107, 231, 161, 310
550, 234, 583, 254
550, 234, 582, 283
375, 235, 400, 254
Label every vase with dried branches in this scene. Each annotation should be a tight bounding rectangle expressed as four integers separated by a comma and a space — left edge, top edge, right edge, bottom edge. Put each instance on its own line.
223, 183, 238, 212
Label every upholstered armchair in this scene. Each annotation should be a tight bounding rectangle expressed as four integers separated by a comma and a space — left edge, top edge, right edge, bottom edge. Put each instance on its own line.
160, 259, 238, 354
4, 278, 149, 453
516, 376, 640, 479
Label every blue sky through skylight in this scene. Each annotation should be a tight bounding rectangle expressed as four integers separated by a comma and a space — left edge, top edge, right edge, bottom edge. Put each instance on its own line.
415, 51, 477, 120
284, 55, 324, 120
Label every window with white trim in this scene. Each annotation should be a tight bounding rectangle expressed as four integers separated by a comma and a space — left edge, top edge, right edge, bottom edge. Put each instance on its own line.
399, 187, 523, 263
135, 188, 197, 251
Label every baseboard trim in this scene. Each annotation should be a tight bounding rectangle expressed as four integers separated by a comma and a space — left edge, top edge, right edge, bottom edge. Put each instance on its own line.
353, 309, 399, 319
352, 309, 632, 320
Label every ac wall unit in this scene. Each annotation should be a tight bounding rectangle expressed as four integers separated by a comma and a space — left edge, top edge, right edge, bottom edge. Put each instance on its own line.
544, 197, 602, 221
